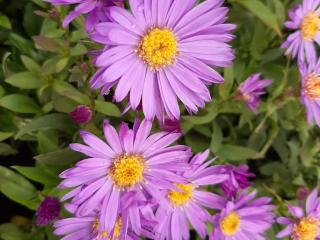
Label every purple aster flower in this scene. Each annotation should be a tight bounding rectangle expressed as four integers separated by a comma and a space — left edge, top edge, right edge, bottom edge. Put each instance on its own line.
55, 191, 156, 239
154, 150, 228, 239
69, 105, 93, 124
282, 0, 320, 63
36, 196, 60, 226
216, 164, 255, 198
45, 0, 124, 30
299, 58, 320, 127
58, 119, 191, 237
211, 190, 275, 240
236, 73, 272, 112
276, 188, 320, 240
90, 0, 235, 121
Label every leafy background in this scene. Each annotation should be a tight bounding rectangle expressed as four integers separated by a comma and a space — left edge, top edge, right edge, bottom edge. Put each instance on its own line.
0, 0, 317, 239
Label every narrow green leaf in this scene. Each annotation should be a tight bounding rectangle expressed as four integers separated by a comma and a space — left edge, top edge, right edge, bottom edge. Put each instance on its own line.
95, 100, 121, 117
53, 81, 91, 105
0, 94, 41, 113
21, 55, 41, 73
0, 13, 11, 29
217, 144, 258, 161
16, 113, 78, 138
237, 0, 281, 36
5, 72, 44, 89
12, 166, 59, 186
0, 166, 39, 210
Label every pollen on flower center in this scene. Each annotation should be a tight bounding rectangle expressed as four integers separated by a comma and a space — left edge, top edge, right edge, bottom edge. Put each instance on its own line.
220, 211, 241, 236
168, 184, 193, 206
301, 13, 320, 40
92, 216, 122, 239
137, 27, 178, 70
293, 217, 319, 240
109, 154, 145, 188
304, 73, 320, 99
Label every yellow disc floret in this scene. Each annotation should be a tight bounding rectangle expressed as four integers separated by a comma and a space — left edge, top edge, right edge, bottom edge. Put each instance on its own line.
220, 211, 241, 236
137, 28, 178, 70
301, 13, 320, 40
109, 154, 145, 188
293, 217, 319, 240
113, 217, 122, 238
304, 73, 320, 99
92, 216, 122, 240
168, 184, 193, 206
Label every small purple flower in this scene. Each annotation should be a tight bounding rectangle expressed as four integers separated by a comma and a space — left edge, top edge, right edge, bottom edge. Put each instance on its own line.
45, 0, 124, 31
299, 58, 320, 126
90, 0, 235, 121
211, 190, 275, 239
160, 117, 181, 133
237, 73, 272, 112
277, 188, 320, 240
297, 186, 310, 201
69, 105, 93, 124
36, 197, 60, 226
155, 150, 228, 239
58, 119, 191, 237
216, 164, 255, 198
282, 0, 320, 63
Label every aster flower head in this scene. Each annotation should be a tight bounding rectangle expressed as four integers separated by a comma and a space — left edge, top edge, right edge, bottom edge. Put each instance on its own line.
155, 150, 228, 239
70, 105, 93, 124
90, 0, 235, 121
236, 73, 272, 112
36, 196, 60, 226
299, 58, 320, 127
45, 0, 124, 30
58, 119, 191, 237
216, 164, 255, 198
282, 0, 320, 63
211, 190, 275, 240
276, 188, 320, 240
55, 191, 156, 240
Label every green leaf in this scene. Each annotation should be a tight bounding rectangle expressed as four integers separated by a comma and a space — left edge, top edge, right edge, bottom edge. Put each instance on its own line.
56, 57, 69, 73
0, 223, 29, 240
35, 148, 83, 167
0, 132, 14, 142
0, 85, 5, 98
21, 55, 41, 73
53, 81, 91, 105
0, 143, 17, 156
0, 166, 39, 210
12, 166, 59, 186
16, 113, 78, 138
210, 122, 223, 153
237, 0, 281, 36
219, 67, 234, 99
32, 36, 61, 52
5, 72, 44, 89
0, 13, 11, 29
217, 144, 258, 161
95, 100, 121, 117
0, 94, 41, 113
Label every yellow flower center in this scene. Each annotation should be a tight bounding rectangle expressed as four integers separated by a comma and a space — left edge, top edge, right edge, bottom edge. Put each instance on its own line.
137, 27, 178, 70
168, 184, 193, 206
113, 217, 122, 238
304, 73, 320, 99
109, 154, 145, 188
92, 216, 122, 239
220, 212, 241, 236
293, 217, 319, 240
301, 13, 320, 40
